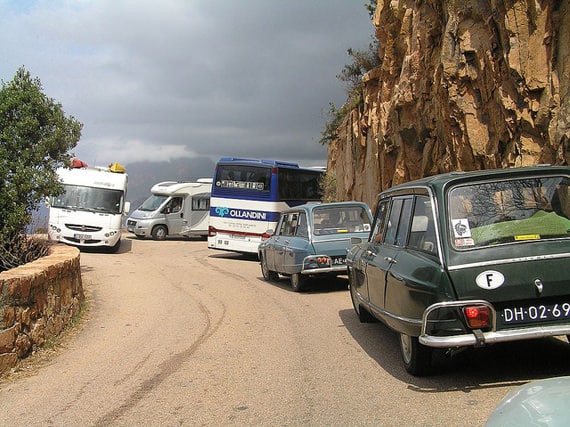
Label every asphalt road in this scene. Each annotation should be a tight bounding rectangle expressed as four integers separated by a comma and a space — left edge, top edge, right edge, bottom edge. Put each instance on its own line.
1, 236, 570, 426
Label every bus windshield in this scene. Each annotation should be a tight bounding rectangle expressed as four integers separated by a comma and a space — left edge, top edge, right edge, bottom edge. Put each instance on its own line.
215, 165, 271, 192
51, 184, 124, 214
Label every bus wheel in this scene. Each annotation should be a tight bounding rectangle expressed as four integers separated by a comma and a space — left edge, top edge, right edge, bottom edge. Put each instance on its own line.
260, 256, 278, 281
152, 225, 167, 241
290, 273, 306, 292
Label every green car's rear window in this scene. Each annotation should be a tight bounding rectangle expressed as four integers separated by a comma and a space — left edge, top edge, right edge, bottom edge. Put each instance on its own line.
449, 176, 570, 249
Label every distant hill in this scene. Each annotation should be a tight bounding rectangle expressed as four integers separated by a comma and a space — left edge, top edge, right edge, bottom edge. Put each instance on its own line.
123, 157, 216, 210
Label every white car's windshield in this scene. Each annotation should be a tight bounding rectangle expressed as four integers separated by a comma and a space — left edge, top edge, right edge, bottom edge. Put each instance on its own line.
449, 176, 570, 249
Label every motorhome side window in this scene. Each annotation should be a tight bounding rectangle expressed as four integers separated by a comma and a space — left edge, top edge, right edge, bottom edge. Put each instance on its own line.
192, 197, 210, 211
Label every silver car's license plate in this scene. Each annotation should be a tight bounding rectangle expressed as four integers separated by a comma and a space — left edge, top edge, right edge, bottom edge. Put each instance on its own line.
331, 256, 346, 265
501, 302, 570, 325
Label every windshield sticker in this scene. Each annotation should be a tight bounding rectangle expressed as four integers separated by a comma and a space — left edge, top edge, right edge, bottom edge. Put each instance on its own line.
454, 238, 475, 247
514, 234, 540, 241
452, 219, 472, 238
476, 270, 505, 290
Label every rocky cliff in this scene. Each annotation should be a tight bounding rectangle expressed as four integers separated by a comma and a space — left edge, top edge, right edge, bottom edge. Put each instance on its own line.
327, 0, 570, 208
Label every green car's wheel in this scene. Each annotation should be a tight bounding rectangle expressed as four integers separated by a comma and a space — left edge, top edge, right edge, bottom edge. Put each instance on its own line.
399, 333, 433, 376
349, 282, 375, 323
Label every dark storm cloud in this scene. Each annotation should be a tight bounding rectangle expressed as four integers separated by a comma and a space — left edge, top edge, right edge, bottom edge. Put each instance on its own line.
0, 0, 373, 166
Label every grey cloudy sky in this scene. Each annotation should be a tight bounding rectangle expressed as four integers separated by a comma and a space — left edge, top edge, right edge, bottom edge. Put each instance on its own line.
1, 0, 373, 168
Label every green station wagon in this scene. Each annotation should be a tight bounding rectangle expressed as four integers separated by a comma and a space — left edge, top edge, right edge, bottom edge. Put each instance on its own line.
347, 165, 570, 375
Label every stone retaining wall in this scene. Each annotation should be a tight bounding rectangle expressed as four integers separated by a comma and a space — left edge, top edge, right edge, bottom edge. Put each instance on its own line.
0, 244, 84, 374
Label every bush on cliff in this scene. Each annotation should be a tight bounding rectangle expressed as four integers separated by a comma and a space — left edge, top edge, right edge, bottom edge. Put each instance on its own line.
0, 67, 82, 272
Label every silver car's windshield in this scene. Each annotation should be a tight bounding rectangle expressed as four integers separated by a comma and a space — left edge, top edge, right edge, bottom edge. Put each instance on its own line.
449, 176, 570, 249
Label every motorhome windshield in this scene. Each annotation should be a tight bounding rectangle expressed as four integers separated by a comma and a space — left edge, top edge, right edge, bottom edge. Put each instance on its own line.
139, 195, 168, 211
51, 184, 124, 214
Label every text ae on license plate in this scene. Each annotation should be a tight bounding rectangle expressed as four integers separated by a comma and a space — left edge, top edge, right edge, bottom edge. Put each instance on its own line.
331, 256, 346, 265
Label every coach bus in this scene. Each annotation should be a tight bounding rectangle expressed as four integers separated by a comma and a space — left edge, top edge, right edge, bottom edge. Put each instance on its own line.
208, 157, 324, 254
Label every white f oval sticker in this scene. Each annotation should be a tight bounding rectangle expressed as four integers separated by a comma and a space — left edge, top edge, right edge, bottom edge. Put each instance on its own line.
476, 270, 505, 290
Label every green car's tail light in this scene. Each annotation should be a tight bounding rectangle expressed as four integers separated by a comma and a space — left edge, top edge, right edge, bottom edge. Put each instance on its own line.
464, 306, 491, 329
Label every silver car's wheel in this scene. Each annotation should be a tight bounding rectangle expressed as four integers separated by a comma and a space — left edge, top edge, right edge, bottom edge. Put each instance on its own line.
260, 255, 278, 281
290, 273, 306, 292
399, 333, 433, 376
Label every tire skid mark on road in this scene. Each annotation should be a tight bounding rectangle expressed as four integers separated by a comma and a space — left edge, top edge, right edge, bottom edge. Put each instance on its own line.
112, 352, 153, 387
93, 268, 226, 426
200, 251, 322, 422
199, 254, 253, 284
51, 377, 100, 420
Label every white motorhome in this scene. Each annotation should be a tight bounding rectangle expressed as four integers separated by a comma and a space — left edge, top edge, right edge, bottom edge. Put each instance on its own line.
47, 164, 130, 253
126, 179, 212, 240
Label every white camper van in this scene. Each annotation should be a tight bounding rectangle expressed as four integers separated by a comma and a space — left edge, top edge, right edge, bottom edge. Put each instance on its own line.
47, 164, 130, 253
126, 179, 212, 240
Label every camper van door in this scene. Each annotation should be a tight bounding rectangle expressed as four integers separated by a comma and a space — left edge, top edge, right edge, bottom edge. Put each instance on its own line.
163, 196, 185, 236
189, 193, 210, 233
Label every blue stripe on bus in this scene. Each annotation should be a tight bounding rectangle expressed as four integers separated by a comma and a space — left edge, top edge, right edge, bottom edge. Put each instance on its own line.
210, 207, 281, 222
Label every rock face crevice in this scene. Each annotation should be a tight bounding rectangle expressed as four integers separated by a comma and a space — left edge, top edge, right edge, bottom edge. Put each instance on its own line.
328, 0, 570, 208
